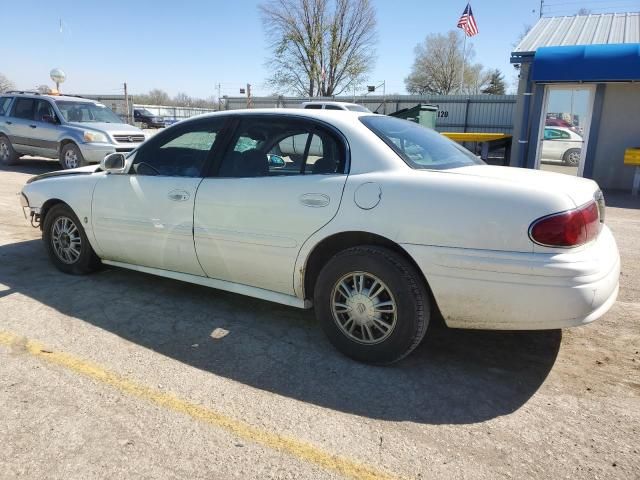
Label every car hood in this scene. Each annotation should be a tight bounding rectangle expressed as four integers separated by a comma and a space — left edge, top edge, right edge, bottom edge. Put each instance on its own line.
66, 122, 143, 134
448, 165, 599, 207
26, 164, 101, 184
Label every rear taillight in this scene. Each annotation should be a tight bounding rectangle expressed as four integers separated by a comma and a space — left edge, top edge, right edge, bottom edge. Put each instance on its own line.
529, 200, 601, 247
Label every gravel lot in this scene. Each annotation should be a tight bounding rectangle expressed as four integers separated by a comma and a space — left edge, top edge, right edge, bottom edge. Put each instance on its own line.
1, 158, 639, 479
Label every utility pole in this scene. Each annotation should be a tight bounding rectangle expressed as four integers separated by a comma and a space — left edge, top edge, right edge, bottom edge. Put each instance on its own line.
539, 0, 544, 18
217, 83, 222, 110
246, 83, 252, 109
123, 82, 130, 124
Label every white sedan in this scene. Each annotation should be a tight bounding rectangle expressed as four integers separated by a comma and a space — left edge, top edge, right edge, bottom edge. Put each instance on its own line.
19, 109, 620, 364
541, 126, 583, 165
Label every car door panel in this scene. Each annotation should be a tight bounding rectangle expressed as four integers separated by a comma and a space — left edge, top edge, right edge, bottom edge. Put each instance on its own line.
92, 174, 205, 275
194, 174, 347, 295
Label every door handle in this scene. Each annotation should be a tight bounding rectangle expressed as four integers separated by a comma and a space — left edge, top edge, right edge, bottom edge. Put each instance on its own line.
299, 193, 330, 207
29, 125, 37, 129
168, 190, 190, 202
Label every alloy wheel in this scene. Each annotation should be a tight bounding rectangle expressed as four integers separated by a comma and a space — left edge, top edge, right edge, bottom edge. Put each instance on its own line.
64, 148, 79, 169
0, 140, 9, 162
51, 216, 82, 264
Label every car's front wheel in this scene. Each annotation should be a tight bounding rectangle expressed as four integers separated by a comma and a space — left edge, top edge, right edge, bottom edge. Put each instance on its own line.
60, 143, 87, 169
0, 135, 19, 166
314, 246, 430, 364
43, 204, 101, 274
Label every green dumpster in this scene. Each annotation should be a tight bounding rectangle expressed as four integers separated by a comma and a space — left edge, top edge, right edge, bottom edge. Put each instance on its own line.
389, 104, 437, 129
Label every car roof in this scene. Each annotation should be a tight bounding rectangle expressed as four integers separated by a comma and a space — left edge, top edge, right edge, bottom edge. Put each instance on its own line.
1, 92, 97, 103
188, 108, 374, 122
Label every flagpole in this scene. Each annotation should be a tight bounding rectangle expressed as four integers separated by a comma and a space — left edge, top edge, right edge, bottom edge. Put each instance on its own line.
460, 32, 467, 94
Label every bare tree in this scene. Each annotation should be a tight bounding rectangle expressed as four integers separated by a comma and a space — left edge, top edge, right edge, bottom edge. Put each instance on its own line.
260, 0, 377, 97
405, 31, 494, 95
405, 31, 472, 95
0, 73, 14, 93
173, 92, 193, 107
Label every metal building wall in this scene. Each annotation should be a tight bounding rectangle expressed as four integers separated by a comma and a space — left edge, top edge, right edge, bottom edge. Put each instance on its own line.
223, 95, 517, 134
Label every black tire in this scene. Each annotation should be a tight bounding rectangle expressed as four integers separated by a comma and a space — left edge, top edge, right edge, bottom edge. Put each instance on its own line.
0, 135, 19, 166
314, 246, 430, 364
562, 148, 581, 166
60, 143, 87, 169
42, 204, 101, 275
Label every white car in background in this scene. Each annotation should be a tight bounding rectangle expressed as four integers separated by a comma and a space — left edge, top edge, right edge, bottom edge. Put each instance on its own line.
19, 110, 619, 364
302, 101, 371, 112
541, 126, 583, 166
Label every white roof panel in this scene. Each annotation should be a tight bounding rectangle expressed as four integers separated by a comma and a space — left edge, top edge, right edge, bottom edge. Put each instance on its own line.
513, 12, 640, 53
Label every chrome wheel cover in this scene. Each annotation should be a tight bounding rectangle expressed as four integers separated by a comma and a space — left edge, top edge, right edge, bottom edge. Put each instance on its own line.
64, 148, 79, 169
330, 271, 397, 344
567, 151, 580, 166
51, 216, 82, 264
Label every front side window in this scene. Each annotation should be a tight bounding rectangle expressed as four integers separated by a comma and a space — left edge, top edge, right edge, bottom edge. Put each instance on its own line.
360, 115, 483, 170
131, 118, 224, 177
303, 104, 322, 109
324, 105, 344, 111
56, 101, 122, 123
34, 100, 57, 123
216, 116, 346, 177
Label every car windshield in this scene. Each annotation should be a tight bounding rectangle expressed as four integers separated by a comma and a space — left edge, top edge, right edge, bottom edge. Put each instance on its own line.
56, 101, 123, 123
138, 109, 154, 116
346, 105, 370, 112
360, 115, 484, 170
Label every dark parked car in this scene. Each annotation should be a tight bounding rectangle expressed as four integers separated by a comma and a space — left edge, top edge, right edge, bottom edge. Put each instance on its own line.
134, 108, 165, 128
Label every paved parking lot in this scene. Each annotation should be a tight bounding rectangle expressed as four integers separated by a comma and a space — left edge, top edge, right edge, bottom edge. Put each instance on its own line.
1, 159, 639, 479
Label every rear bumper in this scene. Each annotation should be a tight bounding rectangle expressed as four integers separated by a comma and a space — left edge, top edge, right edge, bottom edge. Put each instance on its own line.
402, 226, 620, 330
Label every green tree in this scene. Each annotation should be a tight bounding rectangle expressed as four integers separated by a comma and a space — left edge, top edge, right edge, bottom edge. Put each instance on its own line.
481, 69, 506, 95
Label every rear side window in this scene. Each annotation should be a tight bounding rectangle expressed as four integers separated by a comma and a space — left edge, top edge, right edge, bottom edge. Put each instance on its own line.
11, 98, 36, 120
0, 97, 13, 116
360, 115, 484, 170
216, 116, 346, 177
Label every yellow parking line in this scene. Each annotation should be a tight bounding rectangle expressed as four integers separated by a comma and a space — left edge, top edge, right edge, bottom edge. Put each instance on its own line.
0, 330, 399, 480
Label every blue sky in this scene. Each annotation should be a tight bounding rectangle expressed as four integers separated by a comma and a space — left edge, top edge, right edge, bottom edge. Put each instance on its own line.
2, 0, 565, 98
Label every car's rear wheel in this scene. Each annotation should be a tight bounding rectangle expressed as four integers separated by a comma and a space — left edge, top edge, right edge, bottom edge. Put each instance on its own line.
60, 143, 87, 169
0, 135, 19, 166
314, 246, 430, 364
563, 148, 581, 166
43, 204, 101, 274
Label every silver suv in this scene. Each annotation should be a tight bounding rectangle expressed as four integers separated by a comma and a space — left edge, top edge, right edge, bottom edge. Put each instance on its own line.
0, 92, 145, 169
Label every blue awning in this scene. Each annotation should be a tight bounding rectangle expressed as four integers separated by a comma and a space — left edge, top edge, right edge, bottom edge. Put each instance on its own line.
532, 44, 640, 82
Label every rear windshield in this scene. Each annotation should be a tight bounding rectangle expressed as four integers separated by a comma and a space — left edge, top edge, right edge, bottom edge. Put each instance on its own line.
360, 115, 484, 170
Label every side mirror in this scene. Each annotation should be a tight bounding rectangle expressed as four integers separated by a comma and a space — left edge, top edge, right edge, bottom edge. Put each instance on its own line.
267, 154, 286, 169
42, 115, 58, 124
100, 152, 126, 173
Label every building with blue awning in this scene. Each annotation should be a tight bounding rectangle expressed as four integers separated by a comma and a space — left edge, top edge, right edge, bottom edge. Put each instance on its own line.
510, 13, 640, 190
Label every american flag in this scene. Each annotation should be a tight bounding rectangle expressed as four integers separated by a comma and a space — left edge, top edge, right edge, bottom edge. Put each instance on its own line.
457, 3, 479, 37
